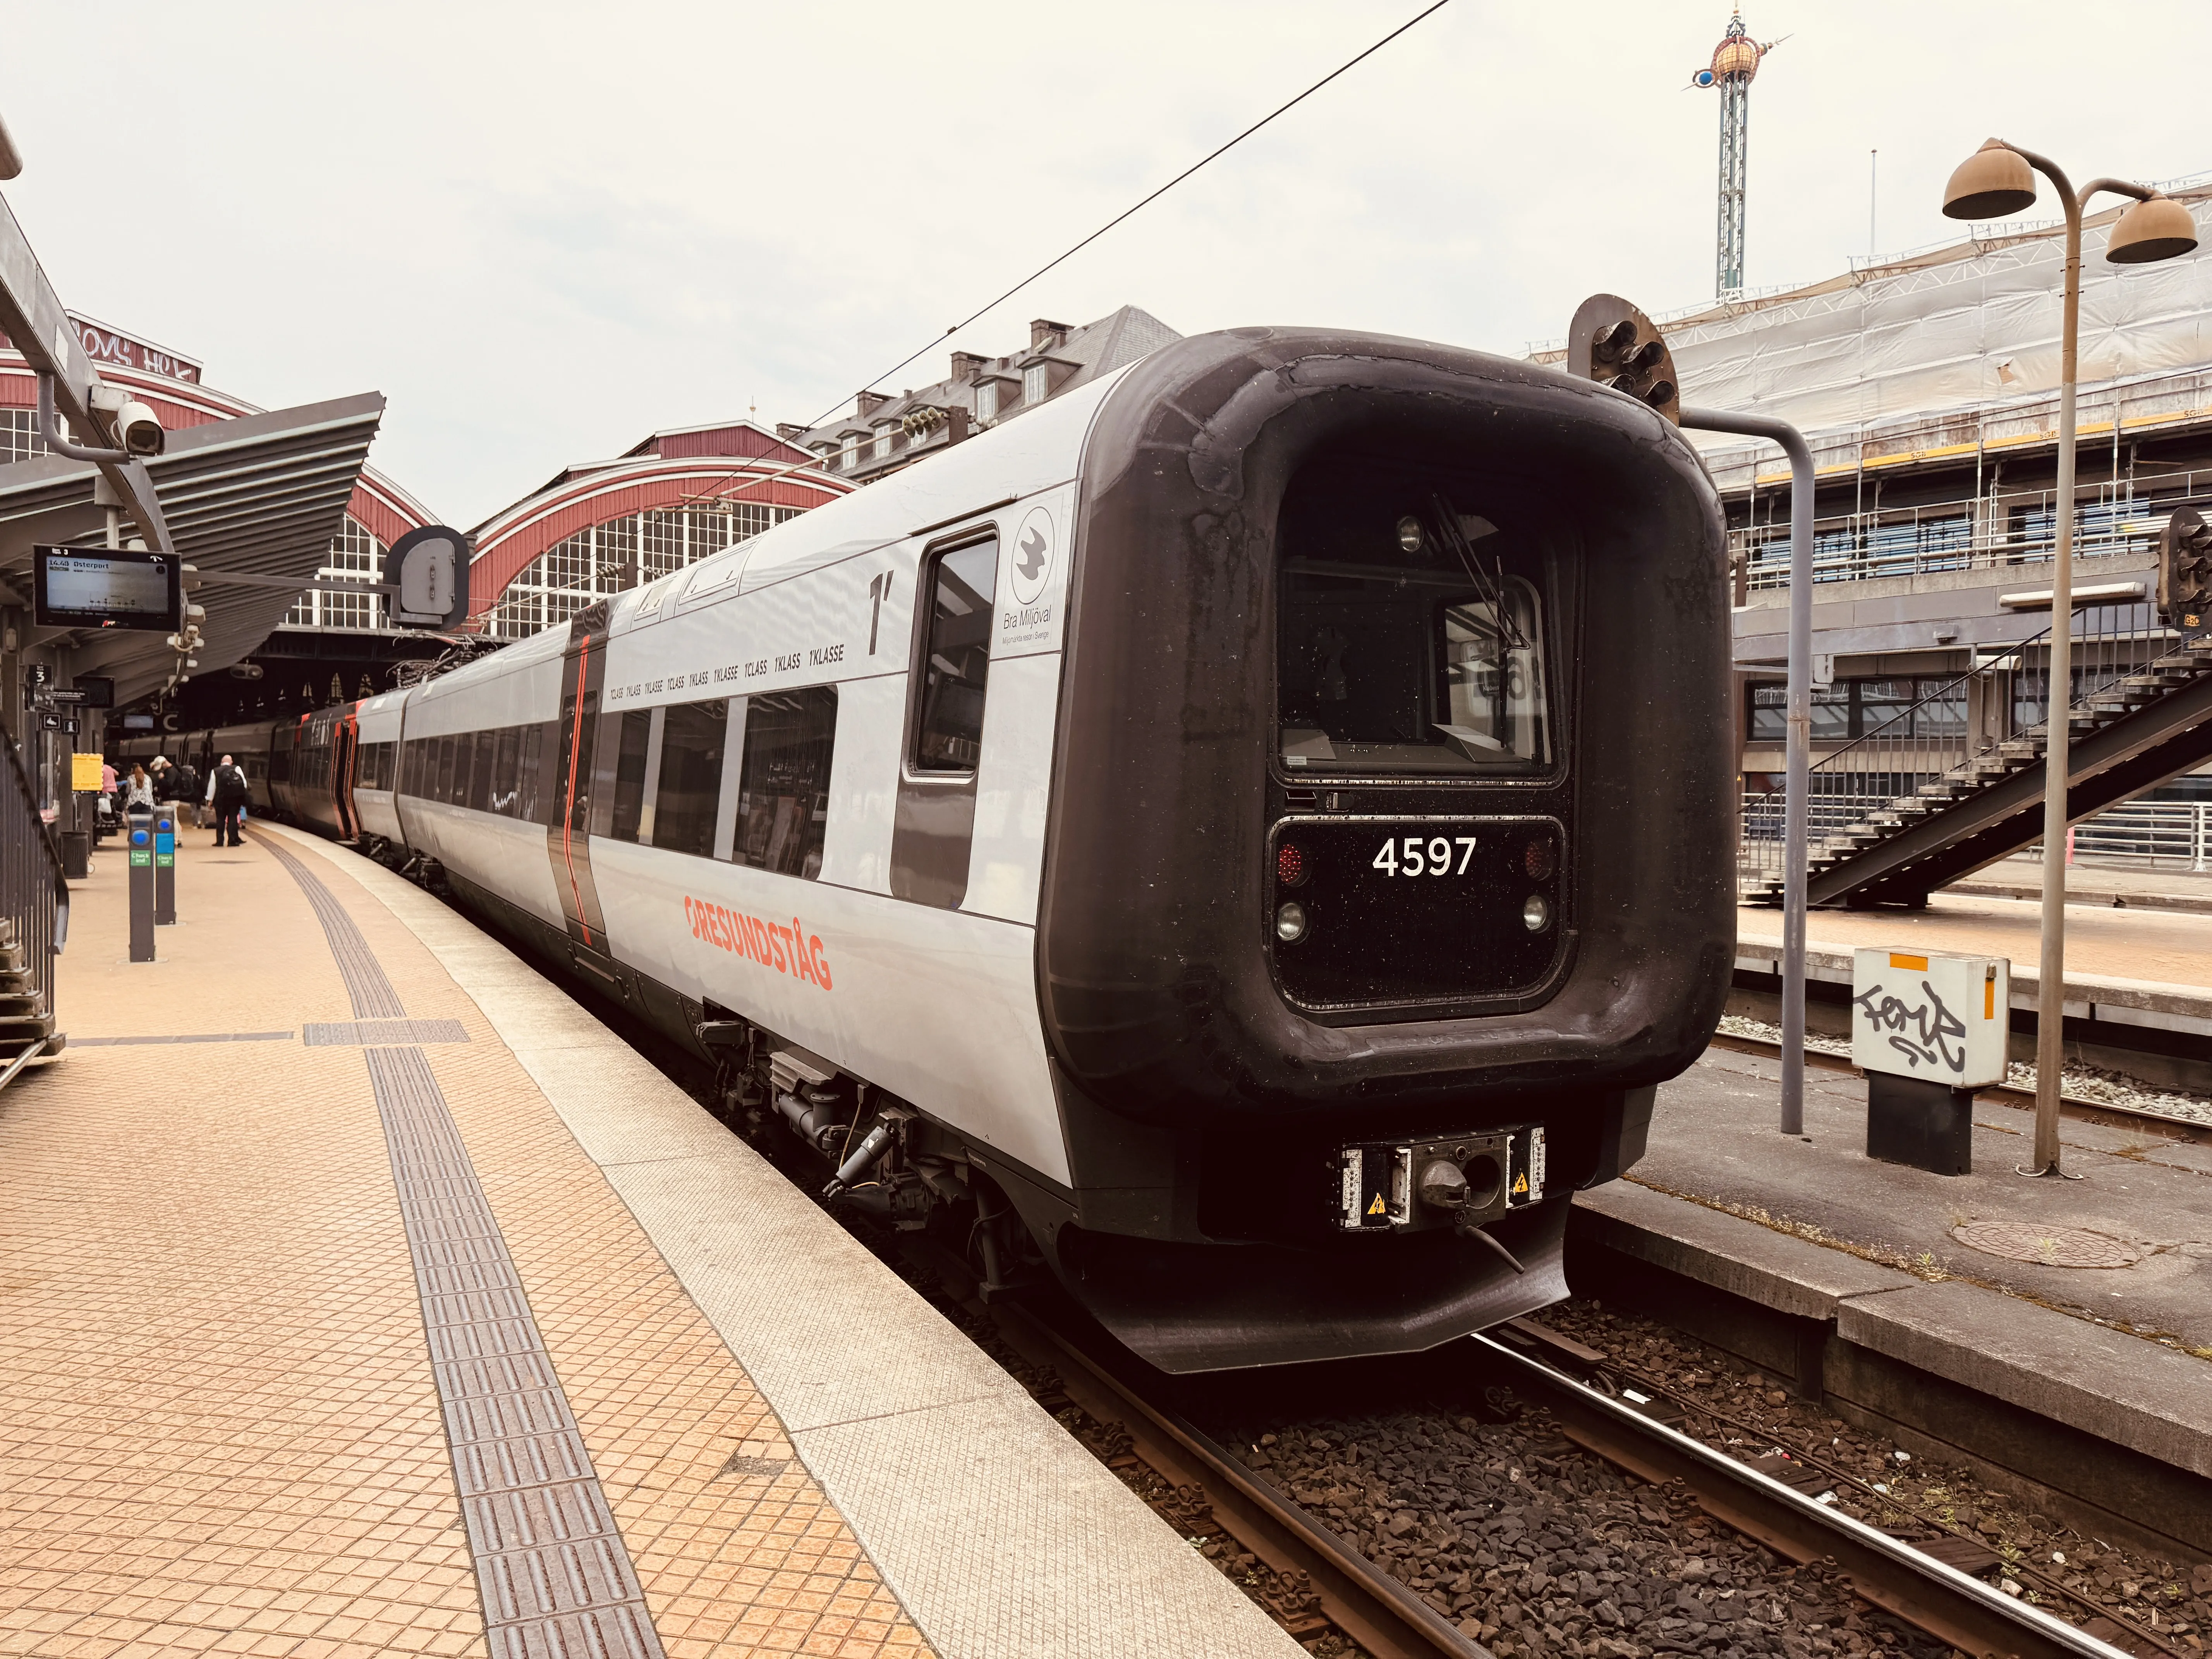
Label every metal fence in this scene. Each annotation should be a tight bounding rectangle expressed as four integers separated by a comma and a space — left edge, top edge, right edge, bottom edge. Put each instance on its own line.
1738, 601, 2183, 894
0, 733, 67, 1058
1734, 477, 2209, 591
2033, 799, 2212, 872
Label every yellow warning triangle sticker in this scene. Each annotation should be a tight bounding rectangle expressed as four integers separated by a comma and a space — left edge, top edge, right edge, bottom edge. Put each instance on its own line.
1513, 1174, 1528, 1194
1367, 1194, 1387, 1216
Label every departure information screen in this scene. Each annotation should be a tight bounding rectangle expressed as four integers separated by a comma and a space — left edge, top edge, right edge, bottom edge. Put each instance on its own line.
33, 548, 180, 632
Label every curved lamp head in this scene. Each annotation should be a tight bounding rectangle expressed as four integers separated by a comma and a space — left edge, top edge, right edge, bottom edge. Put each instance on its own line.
2107, 193, 2198, 264
1943, 139, 2037, 220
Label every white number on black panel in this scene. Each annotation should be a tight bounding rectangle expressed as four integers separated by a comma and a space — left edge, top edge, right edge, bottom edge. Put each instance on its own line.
1372, 835, 1476, 876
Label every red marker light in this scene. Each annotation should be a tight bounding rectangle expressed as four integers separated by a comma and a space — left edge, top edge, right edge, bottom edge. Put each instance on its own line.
1523, 837, 1557, 883
1278, 843, 1306, 887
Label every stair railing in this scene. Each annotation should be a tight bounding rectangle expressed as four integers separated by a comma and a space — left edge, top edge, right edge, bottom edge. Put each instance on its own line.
1739, 601, 2179, 896
0, 730, 67, 1059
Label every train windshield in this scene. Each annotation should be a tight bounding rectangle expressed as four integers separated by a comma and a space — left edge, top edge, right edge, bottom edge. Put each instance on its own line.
1277, 484, 1549, 775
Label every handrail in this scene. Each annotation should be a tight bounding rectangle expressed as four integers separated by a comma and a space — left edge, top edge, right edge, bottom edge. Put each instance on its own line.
2, 732, 69, 883
1738, 600, 2185, 895
1738, 622, 2051, 838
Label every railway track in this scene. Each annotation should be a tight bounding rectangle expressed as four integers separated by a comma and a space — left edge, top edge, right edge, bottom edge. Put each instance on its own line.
1706, 1029, 2212, 1147
993, 1297, 2141, 1659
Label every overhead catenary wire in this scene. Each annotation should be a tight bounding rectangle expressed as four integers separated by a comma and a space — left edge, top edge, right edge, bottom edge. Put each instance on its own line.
685, 0, 1457, 518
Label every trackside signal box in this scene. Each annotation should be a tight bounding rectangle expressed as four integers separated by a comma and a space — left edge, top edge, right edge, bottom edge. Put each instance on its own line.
1851, 948, 2010, 1175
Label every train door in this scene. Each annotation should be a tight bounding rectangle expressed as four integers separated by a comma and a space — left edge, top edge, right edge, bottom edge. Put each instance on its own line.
545, 605, 613, 955
332, 711, 359, 840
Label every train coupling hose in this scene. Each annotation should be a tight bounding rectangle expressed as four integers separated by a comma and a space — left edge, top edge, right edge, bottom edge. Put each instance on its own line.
823, 1121, 894, 1201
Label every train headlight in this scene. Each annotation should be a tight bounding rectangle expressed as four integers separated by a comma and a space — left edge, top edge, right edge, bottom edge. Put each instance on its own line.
1395, 515, 1424, 554
1277, 842, 1307, 887
1523, 836, 1557, 882
1521, 893, 1551, 933
1275, 901, 1309, 943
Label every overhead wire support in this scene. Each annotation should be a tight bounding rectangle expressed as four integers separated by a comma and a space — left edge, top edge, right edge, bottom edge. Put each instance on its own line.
689, 0, 1458, 519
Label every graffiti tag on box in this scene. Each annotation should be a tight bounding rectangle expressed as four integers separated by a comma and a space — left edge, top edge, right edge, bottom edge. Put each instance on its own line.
1853, 978, 1967, 1074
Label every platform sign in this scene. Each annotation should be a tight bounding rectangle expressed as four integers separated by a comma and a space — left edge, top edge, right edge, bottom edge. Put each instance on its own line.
32, 546, 182, 632
1850, 948, 2010, 1089
70, 752, 103, 791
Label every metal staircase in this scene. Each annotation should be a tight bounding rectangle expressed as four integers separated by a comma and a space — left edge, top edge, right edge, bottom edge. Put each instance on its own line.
0, 735, 66, 1068
1741, 601, 2212, 910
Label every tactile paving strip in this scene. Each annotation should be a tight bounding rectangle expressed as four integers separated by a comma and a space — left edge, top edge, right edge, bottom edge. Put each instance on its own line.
261, 832, 668, 1659
307, 1018, 472, 1047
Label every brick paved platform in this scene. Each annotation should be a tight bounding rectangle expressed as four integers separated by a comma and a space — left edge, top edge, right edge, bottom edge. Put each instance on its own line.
2, 824, 1296, 1659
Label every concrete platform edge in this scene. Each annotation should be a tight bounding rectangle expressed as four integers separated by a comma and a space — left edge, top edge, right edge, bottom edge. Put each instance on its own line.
265, 826, 1302, 1659
1571, 1178, 2212, 1480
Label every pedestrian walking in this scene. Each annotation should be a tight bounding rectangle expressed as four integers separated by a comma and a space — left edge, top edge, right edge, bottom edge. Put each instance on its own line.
207, 755, 249, 848
149, 756, 174, 801
170, 756, 201, 823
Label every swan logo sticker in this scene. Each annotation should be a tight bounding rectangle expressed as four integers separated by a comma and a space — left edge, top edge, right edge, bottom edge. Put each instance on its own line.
1010, 505, 1054, 606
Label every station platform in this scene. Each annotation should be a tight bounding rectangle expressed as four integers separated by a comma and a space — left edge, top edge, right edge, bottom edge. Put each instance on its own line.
1739, 886, 2212, 992
1949, 854, 2212, 917
1571, 1044, 2212, 1559
2, 824, 1300, 1659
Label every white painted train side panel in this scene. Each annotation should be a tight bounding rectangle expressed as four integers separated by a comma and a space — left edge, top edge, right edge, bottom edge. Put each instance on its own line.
356, 789, 402, 842
965, 650, 1060, 925
819, 675, 902, 896
409, 653, 562, 734
590, 840, 1068, 1184
414, 799, 566, 927
357, 693, 407, 745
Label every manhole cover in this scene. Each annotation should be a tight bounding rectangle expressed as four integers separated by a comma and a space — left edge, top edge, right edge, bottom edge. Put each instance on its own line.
1950, 1221, 2145, 1269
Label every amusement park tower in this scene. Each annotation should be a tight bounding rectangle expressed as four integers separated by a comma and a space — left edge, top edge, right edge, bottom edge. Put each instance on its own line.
1693, 10, 1777, 297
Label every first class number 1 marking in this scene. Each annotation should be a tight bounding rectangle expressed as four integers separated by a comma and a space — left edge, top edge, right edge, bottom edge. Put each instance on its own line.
1373, 835, 1477, 877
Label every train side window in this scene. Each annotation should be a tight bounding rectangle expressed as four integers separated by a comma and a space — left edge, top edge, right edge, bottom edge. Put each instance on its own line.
912, 538, 997, 773
434, 735, 456, 803
653, 699, 727, 857
735, 685, 836, 879
608, 711, 653, 842
492, 729, 521, 815
519, 725, 543, 822
453, 732, 476, 808
465, 731, 492, 811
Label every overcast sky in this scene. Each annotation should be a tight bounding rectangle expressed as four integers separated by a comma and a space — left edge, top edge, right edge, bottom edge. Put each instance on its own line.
5, 2, 2205, 526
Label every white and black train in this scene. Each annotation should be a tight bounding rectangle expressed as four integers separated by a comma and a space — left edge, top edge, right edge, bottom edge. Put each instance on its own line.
142, 329, 1737, 1372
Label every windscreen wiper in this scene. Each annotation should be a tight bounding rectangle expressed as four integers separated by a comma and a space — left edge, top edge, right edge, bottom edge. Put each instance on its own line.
1428, 492, 1529, 651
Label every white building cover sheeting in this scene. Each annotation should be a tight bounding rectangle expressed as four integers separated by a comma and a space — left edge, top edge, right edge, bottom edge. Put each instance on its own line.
1664, 186, 2212, 453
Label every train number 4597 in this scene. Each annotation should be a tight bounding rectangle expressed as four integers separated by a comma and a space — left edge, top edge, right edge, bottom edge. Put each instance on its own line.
1372, 835, 1477, 877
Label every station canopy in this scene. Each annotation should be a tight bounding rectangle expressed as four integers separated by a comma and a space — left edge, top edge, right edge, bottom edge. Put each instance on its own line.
0, 392, 385, 706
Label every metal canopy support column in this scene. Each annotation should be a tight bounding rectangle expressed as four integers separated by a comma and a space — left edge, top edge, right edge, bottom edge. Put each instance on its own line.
1686, 404, 1814, 1136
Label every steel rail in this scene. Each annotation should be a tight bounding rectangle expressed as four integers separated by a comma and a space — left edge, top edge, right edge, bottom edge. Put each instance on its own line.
1501, 1322, 2188, 1659
989, 1299, 1484, 1659
1705, 1029, 2212, 1147
0, 1035, 48, 1096
1475, 1332, 2136, 1659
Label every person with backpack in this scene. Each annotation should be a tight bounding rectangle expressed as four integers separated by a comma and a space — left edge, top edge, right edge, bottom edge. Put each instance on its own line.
170, 757, 201, 825
206, 755, 249, 847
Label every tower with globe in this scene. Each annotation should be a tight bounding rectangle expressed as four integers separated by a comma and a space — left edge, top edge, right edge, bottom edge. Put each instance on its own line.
1694, 10, 1776, 297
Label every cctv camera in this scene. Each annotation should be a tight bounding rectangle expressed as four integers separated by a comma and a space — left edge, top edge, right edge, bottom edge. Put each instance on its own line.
116, 400, 164, 457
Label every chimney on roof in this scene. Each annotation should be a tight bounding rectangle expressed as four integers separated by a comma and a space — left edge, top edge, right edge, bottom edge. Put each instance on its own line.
856, 390, 890, 417
1030, 319, 1072, 350
949, 351, 987, 383
775, 423, 807, 441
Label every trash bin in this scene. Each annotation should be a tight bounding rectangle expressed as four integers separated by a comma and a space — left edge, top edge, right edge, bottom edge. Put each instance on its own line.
61, 830, 89, 880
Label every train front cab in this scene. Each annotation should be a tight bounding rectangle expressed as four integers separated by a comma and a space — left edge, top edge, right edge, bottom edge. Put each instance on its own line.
1030, 329, 1737, 1372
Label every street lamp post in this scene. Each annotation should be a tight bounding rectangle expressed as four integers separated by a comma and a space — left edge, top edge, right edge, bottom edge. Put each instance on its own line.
1940, 140, 2198, 1176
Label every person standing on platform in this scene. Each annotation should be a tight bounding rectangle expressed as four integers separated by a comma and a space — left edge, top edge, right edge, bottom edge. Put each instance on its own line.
170, 756, 201, 826
208, 755, 249, 848
99, 759, 117, 827
122, 763, 155, 811
149, 756, 173, 801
